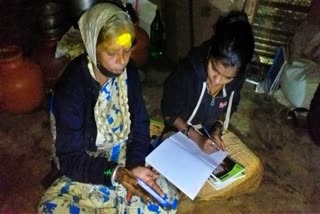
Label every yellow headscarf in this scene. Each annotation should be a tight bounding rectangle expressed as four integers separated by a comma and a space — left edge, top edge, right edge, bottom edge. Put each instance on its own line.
78, 3, 130, 68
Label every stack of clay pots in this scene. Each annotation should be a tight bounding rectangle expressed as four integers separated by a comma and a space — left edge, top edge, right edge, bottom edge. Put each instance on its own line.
34, 1, 70, 90
38, 1, 66, 40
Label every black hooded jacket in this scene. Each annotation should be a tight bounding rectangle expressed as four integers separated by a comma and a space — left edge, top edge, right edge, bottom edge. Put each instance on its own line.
161, 40, 246, 133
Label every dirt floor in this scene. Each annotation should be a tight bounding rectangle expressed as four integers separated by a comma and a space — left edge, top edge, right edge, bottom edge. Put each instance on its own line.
1, 60, 320, 213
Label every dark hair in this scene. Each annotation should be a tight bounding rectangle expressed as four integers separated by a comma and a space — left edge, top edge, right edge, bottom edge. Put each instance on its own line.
209, 11, 255, 74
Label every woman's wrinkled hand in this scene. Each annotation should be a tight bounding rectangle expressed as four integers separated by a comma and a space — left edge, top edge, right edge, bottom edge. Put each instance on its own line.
130, 166, 164, 197
115, 167, 151, 203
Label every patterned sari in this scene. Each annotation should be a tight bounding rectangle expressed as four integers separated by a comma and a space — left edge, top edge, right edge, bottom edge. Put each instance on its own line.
38, 4, 179, 213
38, 68, 179, 214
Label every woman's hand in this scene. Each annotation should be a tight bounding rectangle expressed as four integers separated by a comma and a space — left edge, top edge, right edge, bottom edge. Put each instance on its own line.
210, 127, 225, 151
115, 167, 152, 203
190, 130, 220, 154
200, 137, 221, 154
188, 126, 224, 154
200, 127, 225, 154
130, 166, 164, 197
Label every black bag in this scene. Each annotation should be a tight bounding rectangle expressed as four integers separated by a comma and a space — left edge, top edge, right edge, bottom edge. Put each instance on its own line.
307, 83, 320, 145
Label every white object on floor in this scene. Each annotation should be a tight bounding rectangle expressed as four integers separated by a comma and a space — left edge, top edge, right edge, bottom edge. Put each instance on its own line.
280, 58, 320, 109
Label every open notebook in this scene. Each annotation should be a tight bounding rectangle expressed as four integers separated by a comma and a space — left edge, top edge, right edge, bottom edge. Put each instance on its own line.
146, 132, 228, 200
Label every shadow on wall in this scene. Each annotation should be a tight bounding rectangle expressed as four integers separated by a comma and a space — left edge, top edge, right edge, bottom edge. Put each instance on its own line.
193, 0, 248, 46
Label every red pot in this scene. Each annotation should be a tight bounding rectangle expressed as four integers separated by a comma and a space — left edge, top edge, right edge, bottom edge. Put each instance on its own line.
0, 46, 44, 113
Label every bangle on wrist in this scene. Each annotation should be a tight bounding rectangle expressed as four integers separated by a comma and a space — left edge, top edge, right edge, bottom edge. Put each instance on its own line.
181, 125, 189, 134
103, 164, 116, 186
215, 120, 224, 127
111, 164, 123, 186
214, 120, 223, 129
213, 120, 223, 135
185, 125, 193, 138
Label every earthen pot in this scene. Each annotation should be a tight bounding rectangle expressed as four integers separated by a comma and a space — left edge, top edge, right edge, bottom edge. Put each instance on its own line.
0, 46, 44, 113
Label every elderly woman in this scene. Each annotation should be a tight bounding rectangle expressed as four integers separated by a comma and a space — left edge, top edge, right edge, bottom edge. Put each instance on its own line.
38, 3, 178, 213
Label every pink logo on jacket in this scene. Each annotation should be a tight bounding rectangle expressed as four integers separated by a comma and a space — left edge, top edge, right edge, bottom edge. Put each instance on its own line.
219, 101, 228, 108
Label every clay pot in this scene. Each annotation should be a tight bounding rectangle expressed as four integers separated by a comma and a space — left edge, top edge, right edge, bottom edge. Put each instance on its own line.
0, 46, 44, 113
33, 39, 69, 89
131, 24, 150, 67
39, 1, 62, 16
38, 2, 67, 40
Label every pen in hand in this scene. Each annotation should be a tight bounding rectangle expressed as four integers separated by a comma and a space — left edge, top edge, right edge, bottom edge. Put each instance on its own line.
202, 126, 222, 151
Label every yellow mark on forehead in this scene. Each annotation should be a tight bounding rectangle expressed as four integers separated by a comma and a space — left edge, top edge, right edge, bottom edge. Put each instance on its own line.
116, 33, 132, 47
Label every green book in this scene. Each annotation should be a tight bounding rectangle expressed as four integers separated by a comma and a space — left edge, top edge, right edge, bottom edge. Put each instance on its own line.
208, 156, 245, 190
